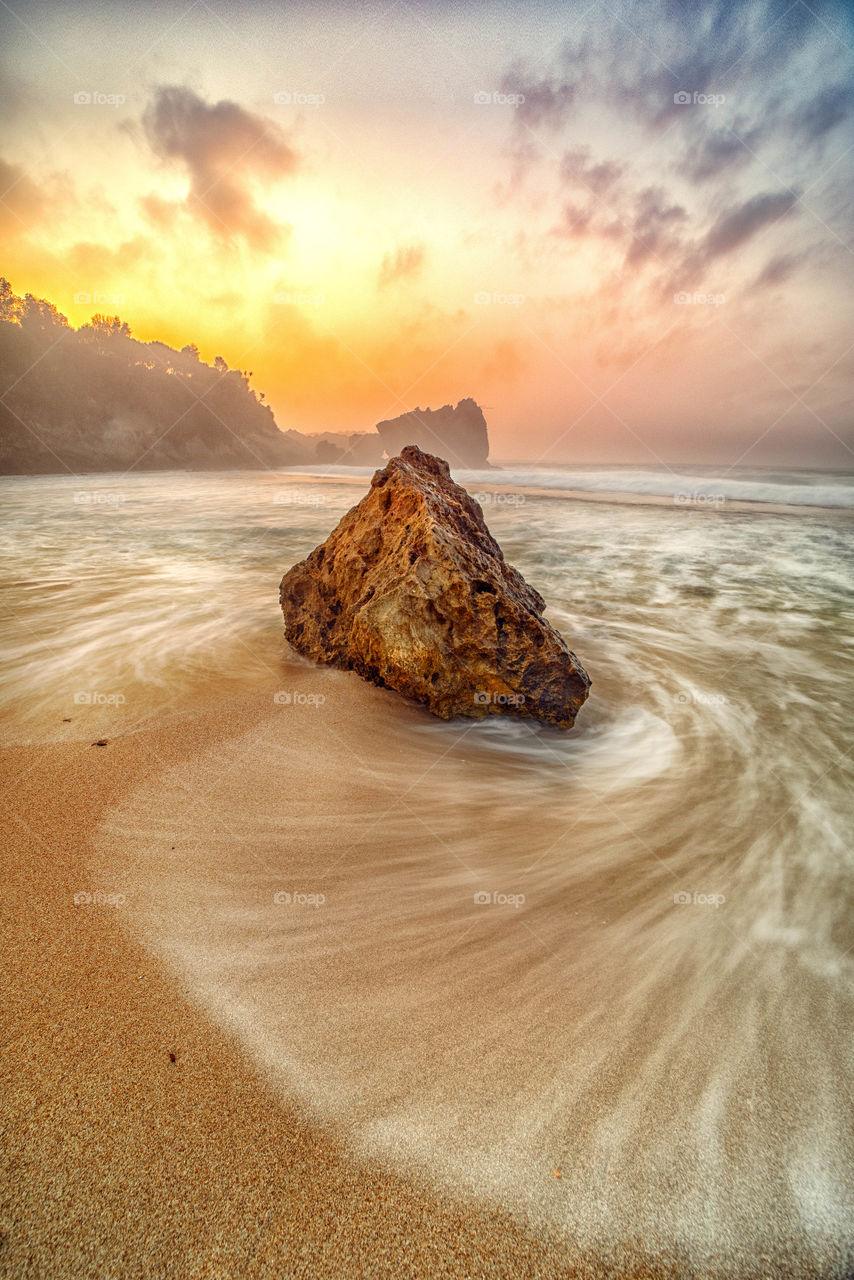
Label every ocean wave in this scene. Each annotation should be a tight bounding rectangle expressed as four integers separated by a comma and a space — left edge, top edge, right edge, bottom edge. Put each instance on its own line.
455, 466, 854, 508
280, 463, 854, 509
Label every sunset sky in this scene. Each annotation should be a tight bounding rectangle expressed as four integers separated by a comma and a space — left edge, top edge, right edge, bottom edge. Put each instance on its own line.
1, 0, 852, 465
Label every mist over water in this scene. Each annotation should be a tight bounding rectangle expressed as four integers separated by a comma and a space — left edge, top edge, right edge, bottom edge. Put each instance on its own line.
3, 468, 853, 1277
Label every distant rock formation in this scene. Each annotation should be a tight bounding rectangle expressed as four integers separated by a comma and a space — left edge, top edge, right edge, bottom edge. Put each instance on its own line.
375, 398, 489, 469
279, 445, 590, 728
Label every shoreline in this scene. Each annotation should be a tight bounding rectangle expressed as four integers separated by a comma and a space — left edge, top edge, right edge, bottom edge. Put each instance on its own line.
275, 470, 854, 519
0, 686, 621, 1280
2, 664, 846, 1278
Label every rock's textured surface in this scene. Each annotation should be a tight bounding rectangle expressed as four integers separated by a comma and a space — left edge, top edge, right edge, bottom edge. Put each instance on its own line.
280, 445, 590, 728
375, 398, 489, 469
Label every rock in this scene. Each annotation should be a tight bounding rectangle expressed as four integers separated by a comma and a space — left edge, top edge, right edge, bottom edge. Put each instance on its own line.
279, 445, 590, 728
375, 398, 490, 469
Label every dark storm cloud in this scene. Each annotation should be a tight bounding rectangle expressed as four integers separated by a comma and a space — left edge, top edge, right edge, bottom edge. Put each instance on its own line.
141, 86, 297, 250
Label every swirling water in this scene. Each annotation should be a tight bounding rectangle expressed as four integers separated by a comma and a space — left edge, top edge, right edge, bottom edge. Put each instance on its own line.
1, 467, 853, 1276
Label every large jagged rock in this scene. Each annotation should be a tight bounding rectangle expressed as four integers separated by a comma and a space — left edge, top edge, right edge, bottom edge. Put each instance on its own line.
279, 445, 590, 728
375, 398, 489, 469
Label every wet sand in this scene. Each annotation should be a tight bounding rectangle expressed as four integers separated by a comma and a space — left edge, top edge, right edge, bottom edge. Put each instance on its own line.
0, 687, 660, 1280
2, 476, 852, 1279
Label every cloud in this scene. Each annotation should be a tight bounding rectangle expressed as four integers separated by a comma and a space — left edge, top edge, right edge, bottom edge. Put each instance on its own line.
377, 242, 425, 288
500, 68, 576, 130
625, 187, 689, 266
561, 147, 624, 197
678, 125, 761, 183
701, 190, 799, 261
753, 251, 806, 289
554, 164, 688, 270
141, 86, 297, 250
790, 82, 854, 143
0, 157, 53, 236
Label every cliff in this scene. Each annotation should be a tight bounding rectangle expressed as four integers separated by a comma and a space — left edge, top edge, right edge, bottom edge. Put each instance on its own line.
375, 398, 490, 469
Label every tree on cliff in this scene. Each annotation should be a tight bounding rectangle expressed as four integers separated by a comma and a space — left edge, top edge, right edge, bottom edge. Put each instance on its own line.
0, 280, 311, 474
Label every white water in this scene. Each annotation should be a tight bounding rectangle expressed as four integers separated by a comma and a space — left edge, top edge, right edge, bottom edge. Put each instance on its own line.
2, 467, 853, 1277
284, 461, 854, 509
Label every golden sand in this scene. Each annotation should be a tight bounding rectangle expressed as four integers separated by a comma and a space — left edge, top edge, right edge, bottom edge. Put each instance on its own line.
0, 695, 615, 1280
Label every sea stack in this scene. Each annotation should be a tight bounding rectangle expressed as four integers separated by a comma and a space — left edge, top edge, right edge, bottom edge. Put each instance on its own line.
279, 446, 590, 729
375, 398, 490, 469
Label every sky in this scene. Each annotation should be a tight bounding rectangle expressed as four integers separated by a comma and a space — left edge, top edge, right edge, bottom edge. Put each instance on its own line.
1, 0, 852, 466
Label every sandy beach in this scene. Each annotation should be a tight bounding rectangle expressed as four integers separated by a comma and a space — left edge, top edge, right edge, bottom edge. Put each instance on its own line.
1, 684, 611, 1280
3, 669, 847, 1279
2, 468, 851, 1279
2, 0, 852, 1262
